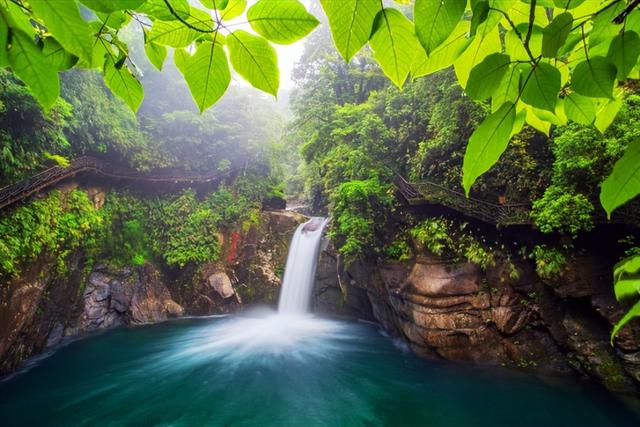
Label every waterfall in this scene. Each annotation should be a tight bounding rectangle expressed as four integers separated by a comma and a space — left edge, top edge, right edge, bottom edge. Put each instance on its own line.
278, 217, 328, 315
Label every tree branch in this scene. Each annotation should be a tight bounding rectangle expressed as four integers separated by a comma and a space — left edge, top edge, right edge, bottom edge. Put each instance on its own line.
613, 0, 640, 24
524, 0, 536, 56
162, 0, 215, 33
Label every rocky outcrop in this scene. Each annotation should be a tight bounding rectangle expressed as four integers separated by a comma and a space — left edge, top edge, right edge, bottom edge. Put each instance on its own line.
168, 210, 306, 314
314, 241, 640, 394
68, 264, 183, 335
225, 210, 306, 306
0, 250, 85, 374
0, 259, 184, 375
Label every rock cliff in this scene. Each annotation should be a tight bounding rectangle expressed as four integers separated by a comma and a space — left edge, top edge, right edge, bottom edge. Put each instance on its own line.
314, 239, 640, 394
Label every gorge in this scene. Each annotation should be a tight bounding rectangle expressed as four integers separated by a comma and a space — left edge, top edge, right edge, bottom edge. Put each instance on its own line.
2, 0, 640, 425
2, 214, 640, 426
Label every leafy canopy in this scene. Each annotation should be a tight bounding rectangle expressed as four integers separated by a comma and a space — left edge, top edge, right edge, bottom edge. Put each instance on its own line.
0, 0, 318, 112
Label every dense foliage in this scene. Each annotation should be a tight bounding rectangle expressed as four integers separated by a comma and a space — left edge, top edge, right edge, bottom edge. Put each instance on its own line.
328, 178, 394, 264
0, 189, 103, 276
2, 0, 639, 220
286, 2, 640, 339
409, 217, 499, 271
1, 0, 640, 343
0, 181, 264, 279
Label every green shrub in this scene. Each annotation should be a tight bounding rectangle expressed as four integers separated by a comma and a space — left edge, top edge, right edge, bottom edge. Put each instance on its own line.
99, 192, 149, 267
0, 190, 103, 277
531, 185, 594, 237
146, 190, 221, 268
385, 238, 412, 261
409, 217, 496, 269
329, 178, 394, 264
409, 217, 453, 256
530, 245, 567, 279
205, 186, 254, 228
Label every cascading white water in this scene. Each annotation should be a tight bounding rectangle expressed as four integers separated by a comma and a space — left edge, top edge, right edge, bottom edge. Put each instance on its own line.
159, 216, 335, 360
277, 217, 328, 315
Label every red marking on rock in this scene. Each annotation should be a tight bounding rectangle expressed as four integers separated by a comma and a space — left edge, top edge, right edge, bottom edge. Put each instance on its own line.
227, 231, 240, 263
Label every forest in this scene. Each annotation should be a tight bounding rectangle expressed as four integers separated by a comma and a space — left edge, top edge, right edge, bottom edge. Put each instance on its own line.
1, 1, 640, 426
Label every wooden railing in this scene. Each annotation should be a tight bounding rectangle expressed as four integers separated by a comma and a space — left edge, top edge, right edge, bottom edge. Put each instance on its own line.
0, 156, 232, 211
394, 174, 640, 227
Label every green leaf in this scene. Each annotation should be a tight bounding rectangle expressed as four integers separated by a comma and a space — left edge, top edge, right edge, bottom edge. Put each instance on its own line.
553, 0, 585, 8
81, 0, 145, 13
509, 1, 549, 26
524, 105, 551, 135
319, 0, 380, 61
564, 92, 595, 125
470, 1, 489, 37
492, 64, 520, 112
628, 9, 640, 34
414, 0, 466, 55
454, 26, 501, 87
473, 0, 514, 39
462, 102, 516, 196
505, 30, 530, 61
145, 41, 167, 70
103, 56, 143, 111
510, 107, 527, 137
135, 0, 190, 21
589, 1, 624, 49
465, 53, 510, 101
521, 62, 561, 112
3, 1, 35, 35
559, 33, 582, 57
611, 257, 640, 342
516, 23, 544, 58
600, 138, 640, 219
0, 18, 8, 67
96, 11, 131, 29
614, 277, 640, 301
412, 20, 470, 78
148, 7, 214, 47
607, 31, 640, 80
529, 102, 566, 126
594, 94, 623, 133
247, 0, 319, 44
42, 38, 78, 71
8, 31, 60, 111
175, 41, 230, 112
227, 30, 279, 96
542, 12, 573, 58
611, 299, 640, 342
30, 0, 94, 63
199, 0, 229, 8
369, 8, 420, 89
615, 256, 640, 283
221, 0, 247, 20
571, 56, 617, 99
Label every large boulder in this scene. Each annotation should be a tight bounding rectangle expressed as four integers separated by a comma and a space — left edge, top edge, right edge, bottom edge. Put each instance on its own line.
208, 271, 235, 299
75, 264, 183, 332
404, 261, 482, 297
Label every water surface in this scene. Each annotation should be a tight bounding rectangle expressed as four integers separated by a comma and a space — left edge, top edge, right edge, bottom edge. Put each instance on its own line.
1, 313, 639, 427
